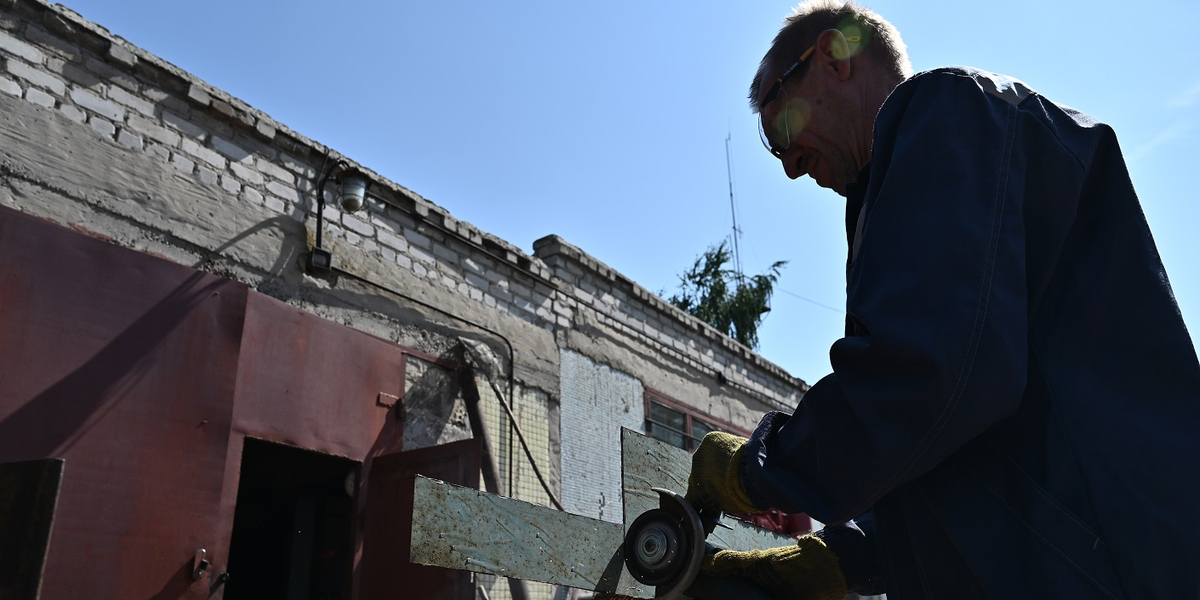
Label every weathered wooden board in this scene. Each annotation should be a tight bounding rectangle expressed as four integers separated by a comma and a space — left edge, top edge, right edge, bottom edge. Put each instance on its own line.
620, 428, 795, 552
410, 476, 652, 597
409, 430, 794, 598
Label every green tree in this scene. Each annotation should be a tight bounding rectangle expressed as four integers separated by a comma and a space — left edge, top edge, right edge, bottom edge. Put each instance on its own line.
666, 241, 787, 350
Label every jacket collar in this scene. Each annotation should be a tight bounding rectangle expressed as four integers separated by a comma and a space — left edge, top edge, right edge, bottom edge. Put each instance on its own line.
845, 162, 872, 271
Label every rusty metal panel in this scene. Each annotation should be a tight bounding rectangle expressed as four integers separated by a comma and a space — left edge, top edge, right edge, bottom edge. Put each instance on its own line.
620, 428, 795, 553
0, 205, 246, 599
0, 458, 64, 600
362, 439, 480, 599
411, 476, 646, 596
230, 289, 418, 600
231, 292, 407, 461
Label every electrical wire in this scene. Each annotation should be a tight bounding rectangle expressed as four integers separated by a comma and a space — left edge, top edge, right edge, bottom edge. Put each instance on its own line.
776, 287, 843, 314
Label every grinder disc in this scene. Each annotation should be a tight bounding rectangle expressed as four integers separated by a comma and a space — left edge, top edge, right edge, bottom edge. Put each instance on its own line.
623, 488, 706, 599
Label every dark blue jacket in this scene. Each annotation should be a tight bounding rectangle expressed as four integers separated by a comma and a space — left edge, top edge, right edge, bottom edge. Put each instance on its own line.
742, 67, 1200, 599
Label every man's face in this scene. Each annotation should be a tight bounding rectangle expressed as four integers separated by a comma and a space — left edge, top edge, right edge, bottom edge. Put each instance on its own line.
758, 62, 861, 196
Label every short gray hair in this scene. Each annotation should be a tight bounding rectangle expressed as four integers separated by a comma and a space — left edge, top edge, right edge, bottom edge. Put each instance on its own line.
749, 0, 912, 112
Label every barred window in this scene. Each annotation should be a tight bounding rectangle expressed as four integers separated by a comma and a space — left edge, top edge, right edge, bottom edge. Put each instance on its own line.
644, 389, 746, 452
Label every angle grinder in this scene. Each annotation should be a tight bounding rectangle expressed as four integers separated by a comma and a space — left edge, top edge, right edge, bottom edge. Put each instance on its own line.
623, 488, 722, 599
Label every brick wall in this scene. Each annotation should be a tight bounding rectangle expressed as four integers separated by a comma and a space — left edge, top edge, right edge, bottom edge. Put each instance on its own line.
0, 1, 805, 420
0, 2, 826, 596
0, 0, 810, 506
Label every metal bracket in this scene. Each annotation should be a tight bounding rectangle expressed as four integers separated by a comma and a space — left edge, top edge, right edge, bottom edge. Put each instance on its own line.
192, 548, 210, 581
376, 391, 401, 409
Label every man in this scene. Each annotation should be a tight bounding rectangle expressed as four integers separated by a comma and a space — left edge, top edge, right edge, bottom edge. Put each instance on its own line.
684, 1, 1200, 599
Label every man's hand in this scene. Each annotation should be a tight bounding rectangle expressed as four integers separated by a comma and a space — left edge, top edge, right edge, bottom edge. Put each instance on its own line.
685, 537, 848, 600
686, 432, 761, 515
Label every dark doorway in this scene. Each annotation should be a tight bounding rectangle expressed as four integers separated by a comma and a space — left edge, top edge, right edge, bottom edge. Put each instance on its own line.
226, 438, 358, 600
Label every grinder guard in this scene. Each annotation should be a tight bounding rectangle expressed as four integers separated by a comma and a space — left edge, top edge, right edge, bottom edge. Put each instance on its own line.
623, 488, 706, 599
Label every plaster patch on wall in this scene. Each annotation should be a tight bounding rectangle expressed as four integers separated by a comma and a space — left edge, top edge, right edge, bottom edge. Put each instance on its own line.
559, 349, 644, 523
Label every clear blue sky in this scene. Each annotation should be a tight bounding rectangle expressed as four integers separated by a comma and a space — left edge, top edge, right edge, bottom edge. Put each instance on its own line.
64, 0, 1199, 385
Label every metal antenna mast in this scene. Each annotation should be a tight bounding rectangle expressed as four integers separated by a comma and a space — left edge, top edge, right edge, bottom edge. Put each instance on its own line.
725, 132, 744, 280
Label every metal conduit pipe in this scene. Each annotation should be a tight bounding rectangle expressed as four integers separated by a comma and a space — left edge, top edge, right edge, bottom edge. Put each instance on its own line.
458, 365, 530, 600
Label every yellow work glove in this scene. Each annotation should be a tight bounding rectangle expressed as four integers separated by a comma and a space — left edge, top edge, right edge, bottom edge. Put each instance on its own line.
686, 432, 761, 515
688, 536, 848, 600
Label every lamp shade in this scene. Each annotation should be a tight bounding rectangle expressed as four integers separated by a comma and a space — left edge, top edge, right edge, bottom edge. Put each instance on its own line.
337, 168, 369, 212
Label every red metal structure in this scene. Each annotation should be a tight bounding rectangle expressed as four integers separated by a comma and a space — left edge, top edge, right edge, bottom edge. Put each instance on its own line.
0, 206, 477, 598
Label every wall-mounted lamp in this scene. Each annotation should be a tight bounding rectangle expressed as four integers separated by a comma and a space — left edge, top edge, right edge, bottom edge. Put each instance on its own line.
308, 158, 371, 271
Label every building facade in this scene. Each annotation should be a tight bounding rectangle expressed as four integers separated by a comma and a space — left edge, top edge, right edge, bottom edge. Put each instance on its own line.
0, 1, 809, 598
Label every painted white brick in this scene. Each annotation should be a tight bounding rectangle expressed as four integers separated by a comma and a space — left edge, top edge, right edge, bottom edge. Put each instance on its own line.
413, 262, 428, 277
70, 88, 124, 121
145, 142, 170, 162
377, 228, 407, 252
0, 30, 44, 64
553, 300, 574, 320
380, 246, 396, 263
288, 204, 306, 223
256, 157, 294, 184
465, 272, 489, 291
0, 76, 19, 96
170, 152, 194, 174
265, 180, 301, 203
241, 187, 263, 205
405, 228, 431, 249
197, 166, 218, 186
211, 135, 251, 162
321, 203, 339, 223
187, 83, 210, 106
264, 195, 286, 214
219, 175, 241, 194
229, 161, 264, 185
463, 257, 485, 275
107, 44, 136, 68
409, 246, 435, 265
106, 86, 154, 117
344, 230, 362, 245
279, 152, 315, 178
89, 116, 115, 138
433, 243, 457, 262
255, 118, 276, 139
7, 60, 64, 94
24, 86, 54, 108
127, 114, 180, 147
116, 128, 142, 150
371, 214, 402, 235
342, 215, 374, 236
181, 138, 226, 169
162, 110, 207, 139
394, 252, 412, 270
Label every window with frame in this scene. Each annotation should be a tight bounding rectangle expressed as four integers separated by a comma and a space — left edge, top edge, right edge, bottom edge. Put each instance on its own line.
644, 389, 813, 537
643, 389, 747, 452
